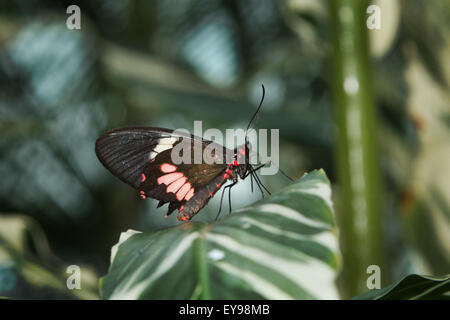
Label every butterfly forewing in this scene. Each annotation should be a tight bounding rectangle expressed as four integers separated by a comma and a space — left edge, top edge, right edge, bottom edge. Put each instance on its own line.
95, 127, 178, 188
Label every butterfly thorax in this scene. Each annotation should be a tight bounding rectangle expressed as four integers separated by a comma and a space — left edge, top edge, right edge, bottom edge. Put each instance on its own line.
234, 143, 250, 179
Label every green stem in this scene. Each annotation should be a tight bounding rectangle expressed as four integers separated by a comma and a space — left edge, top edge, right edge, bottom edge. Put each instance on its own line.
328, 0, 385, 297
194, 235, 211, 300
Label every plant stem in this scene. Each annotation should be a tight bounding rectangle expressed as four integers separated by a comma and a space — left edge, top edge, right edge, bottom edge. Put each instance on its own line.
194, 235, 211, 300
328, 0, 385, 297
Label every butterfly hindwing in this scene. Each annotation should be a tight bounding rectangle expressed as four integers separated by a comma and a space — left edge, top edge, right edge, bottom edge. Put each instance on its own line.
139, 144, 230, 218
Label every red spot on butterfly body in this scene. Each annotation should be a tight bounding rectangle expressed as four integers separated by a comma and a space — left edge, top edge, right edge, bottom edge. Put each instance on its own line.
179, 205, 184, 212
233, 160, 238, 166
223, 173, 229, 179
216, 184, 221, 188
209, 192, 213, 197
141, 173, 146, 182
180, 216, 188, 221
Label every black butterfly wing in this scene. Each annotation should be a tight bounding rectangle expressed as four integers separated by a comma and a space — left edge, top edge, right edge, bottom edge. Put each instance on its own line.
95, 127, 233, 220
95, 127, 179, 189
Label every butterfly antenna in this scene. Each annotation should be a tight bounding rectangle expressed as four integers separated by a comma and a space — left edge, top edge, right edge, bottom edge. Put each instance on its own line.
245, 84, 266, 143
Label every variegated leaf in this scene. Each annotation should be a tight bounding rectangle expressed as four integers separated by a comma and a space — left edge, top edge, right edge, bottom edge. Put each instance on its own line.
100, 169, 340, 299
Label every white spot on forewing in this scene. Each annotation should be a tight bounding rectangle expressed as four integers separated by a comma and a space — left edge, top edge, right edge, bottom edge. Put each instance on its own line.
110, 229, 142, 263
215, 262, 295, 299
257, 203, 331, 229
159, 137, 178, 145
208, 249, 225, 261
207, 233, 339, 299
109, 232, 199, 299
154, 144, 173, 154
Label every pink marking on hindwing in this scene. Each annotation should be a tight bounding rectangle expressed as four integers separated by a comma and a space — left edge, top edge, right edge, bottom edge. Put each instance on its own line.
160, 163, 177, 173
157, 172, 183, 185
167, 177, 187, 193
185, 188, 195, 201
176, 183, 191, 201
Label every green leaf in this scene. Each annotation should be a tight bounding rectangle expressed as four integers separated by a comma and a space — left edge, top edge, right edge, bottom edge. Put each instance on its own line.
0, 214, 99, 299
353, 274, 450, 300
100, 169, 341, 300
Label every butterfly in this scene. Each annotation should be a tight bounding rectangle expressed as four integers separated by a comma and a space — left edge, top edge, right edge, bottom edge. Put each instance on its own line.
95, 85, 291, 221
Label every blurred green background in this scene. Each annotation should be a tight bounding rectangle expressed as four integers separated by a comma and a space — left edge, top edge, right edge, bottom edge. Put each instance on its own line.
0, 0, 449, 299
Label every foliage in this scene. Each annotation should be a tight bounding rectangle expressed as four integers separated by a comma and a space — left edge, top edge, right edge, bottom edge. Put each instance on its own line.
354, 274, 450, 300
101, 170, 340, 299
0, 0, 449, 300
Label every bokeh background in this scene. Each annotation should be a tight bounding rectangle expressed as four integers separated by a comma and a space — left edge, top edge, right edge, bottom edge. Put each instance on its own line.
0, 0, 449, 299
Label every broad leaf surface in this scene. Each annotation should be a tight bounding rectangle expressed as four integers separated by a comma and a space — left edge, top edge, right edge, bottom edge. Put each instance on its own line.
101, 170, 340, 299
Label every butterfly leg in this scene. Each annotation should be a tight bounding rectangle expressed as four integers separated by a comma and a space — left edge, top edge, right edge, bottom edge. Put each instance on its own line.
246, 159, 295, 182
228, 184, 233, 215
244, 162, 269, 178
253, 171, 271, 196
215, 181, 237, 220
